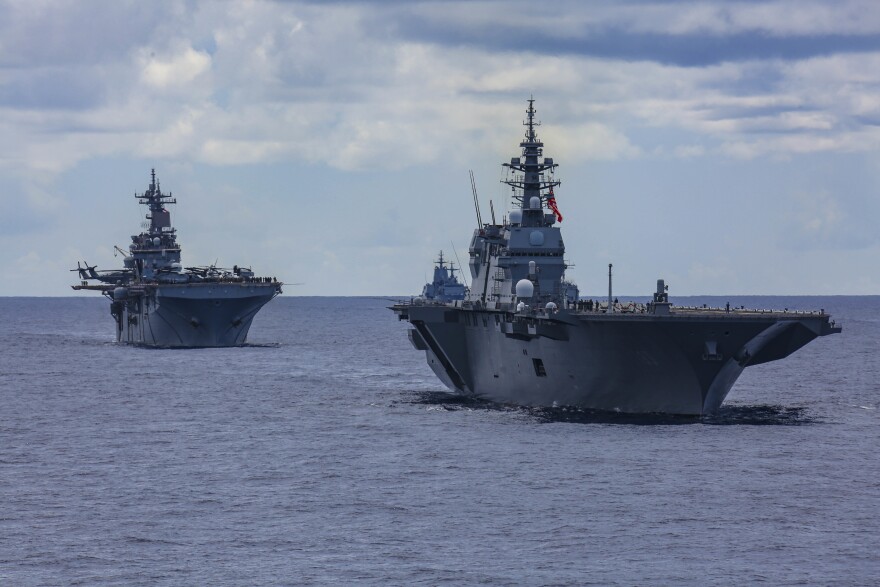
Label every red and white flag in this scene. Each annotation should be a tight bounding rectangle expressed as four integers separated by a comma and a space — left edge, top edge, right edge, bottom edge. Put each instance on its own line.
547, 187, 563, 222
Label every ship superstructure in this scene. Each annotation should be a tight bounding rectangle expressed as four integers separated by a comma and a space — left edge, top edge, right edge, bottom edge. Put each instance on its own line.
72, 170, 281, 347
421, 251, 467, 302
393, 100, 841, 415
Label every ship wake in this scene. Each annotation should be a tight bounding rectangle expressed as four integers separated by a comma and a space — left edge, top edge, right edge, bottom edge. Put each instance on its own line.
407, 391, 816, 425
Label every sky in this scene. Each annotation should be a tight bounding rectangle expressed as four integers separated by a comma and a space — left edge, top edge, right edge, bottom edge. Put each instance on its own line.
2, 0, 880, 296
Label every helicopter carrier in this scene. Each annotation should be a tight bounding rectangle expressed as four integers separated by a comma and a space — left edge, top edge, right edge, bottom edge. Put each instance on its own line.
72, 170, 281, 347
393, 100, 841, 415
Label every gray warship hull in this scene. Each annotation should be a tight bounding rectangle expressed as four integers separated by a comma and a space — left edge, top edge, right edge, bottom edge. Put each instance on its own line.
396, 303, 840, 415
111, 282, 279, 347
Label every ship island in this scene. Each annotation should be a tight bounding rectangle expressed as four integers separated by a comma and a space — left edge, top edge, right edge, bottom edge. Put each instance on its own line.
72, 170, 281, 347
392, 99, 841, 415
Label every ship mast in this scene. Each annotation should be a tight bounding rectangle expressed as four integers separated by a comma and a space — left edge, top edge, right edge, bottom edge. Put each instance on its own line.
137, 168, 177, 236
501, 98, 560, 228
129, 169, 181, 269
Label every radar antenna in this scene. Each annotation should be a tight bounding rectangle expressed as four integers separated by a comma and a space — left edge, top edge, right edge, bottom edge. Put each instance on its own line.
524, 96, 540, 143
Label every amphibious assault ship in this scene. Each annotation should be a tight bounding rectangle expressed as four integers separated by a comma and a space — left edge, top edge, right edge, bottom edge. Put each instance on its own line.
393, 100, 841, 415
421, 251, 467, 302
72, 170, 281, 347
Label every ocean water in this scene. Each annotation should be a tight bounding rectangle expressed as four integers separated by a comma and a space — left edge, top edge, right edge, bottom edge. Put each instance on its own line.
1, 295, 878, 586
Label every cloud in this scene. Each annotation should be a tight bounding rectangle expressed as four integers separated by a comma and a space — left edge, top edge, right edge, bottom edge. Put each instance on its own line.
384, 1, 880, 66
2, 0, 880, 182
141, 47, 212, 89
0, 68, 106, 110
200, 138, 287, 165
673, 144, 705, 158
0, 178, 61, 235
1, 0, 878, 296
780, 189, 879, 250
0, 1, 161, 68
544, 122, 641, 161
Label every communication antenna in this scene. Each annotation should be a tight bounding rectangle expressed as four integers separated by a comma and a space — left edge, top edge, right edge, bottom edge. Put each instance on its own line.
608, 263, 613, 314
469, 170, 483, 227
489, 199, 497, 225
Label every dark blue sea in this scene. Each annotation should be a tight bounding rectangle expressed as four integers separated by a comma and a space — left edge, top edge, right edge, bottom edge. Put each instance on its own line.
1, 296, 877, 586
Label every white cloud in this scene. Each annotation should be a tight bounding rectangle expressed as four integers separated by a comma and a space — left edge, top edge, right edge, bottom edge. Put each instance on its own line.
1, 0, 880, 295
544, 122, 641, 161
790, 190, 843, 237
673, 144, 705, 158
200, 138, 287, 165
3, 1, 880, 178
141, 47, 212, 89
778, 188, 878, 251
